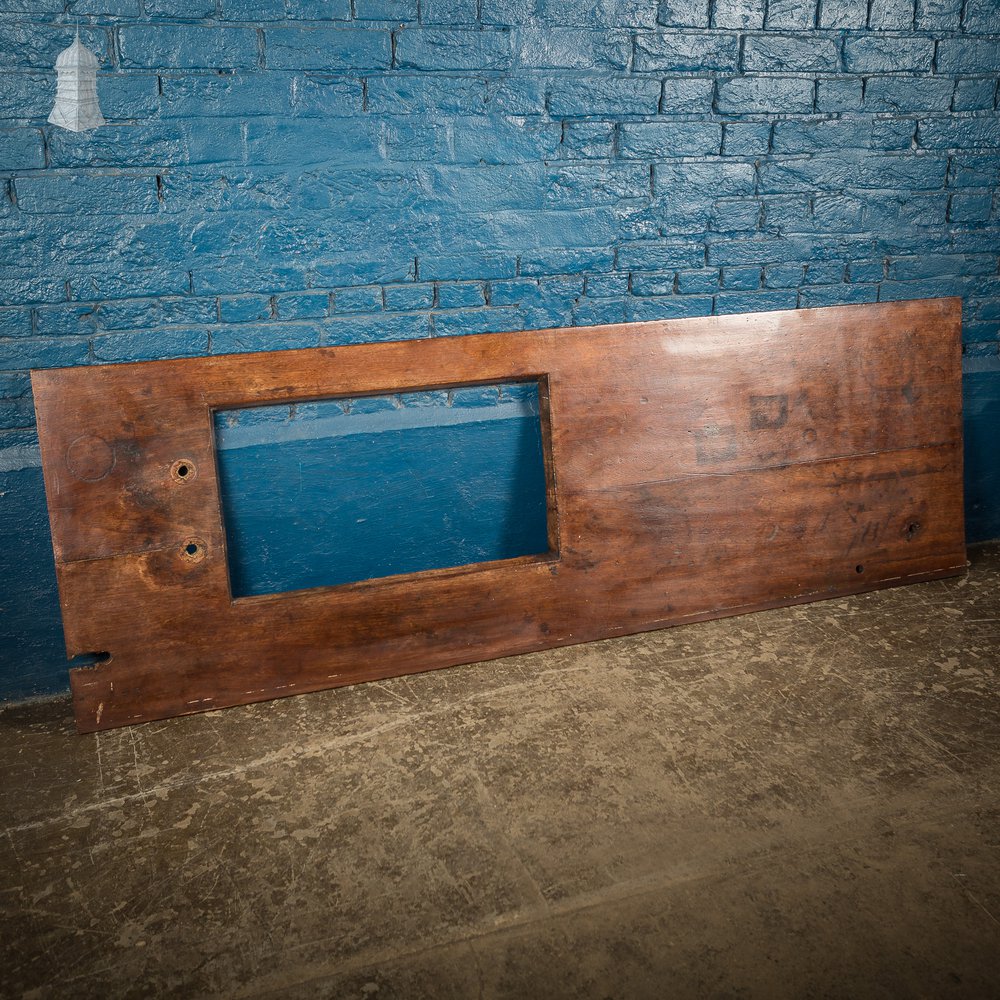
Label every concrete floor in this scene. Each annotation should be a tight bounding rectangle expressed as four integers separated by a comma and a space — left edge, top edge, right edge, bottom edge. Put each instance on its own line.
2, 545, 999, 1000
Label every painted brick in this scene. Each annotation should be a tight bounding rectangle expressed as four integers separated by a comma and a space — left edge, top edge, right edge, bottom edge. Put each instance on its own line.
799, 282, 878, 306
276, 291, 329, 319
742, 34, 841, 74
367, 75, 483, 115
862, 190, 950, 229
544, 163, 649, 208
722, 122, 771, 155
383, 283, 435, 310
485, 77, 548, 114
813, 195, 866, 231
772, 118, 873, 153
625, 294, 713, 319
436, 281, 485, 307
717, 289, 799, 312
819, 0, 868, 28
655, 161, 755, 197
573, 296, 627, 325
630, 270, 676, 295
803, 261, 847, 283
634, 32, 738, 72
843, 35, 934, 74
950, 192, 994, 222
721, 266, 761, 290
952, 79, 999, 113
561, 122, 615, 159
0, 308, 32, 337
949, 154, 1000, 187
223, 0, 336, 15
549, 77, 661, 116
848, 260, 885, 282
759, 151, 948, 191
211, 322, 319, 354
431, 305, 521, 336
354, 0, 419, 20
320, 311, 431, 344
659, 78, 716, 113
515, 29, 631, 70
15, 175, 160, 214
657, 0, 709, 28
99, 74, 162, 121
383, 118, 451, 161
710, 197, 761, 231
915, 0, 961, 29
0, 336, 90, 369
889, 253, 996, 280
764, 263, 805, 288
617, 240, 704, 270
868, 0, 915, 29
333, 285, 383, 313
619, 121, 722, 157
486, 278, 537, 305
266, 27, 392, 70
584, 274, 630, 296
816, 78, 863, 112
419, 252, 516, 281
873, 118, 917, 149
675, 269, 719, 294
937, 39, 1000, 75
535, 0, 659, 28
146, 0, 216, 15
452, 117, 562, 163
395, 29, 513, 71
0, 23, 109, 69
919, 116, 1000, 150
119, 26, 258, 69
712, 0, 764, 29
715, 76, 815, 114
219, 295, 271, 323
419, 0, 478, 24
479, 0, 534, 25
765, 0, 817, 29
0, 128, 44, 171
963, 0, 1000, 33
879, 276, 971, 300
863, 76, 954, 112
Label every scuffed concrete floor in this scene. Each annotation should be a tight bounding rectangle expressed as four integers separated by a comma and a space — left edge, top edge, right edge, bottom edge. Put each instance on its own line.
2, 546, 999, 1000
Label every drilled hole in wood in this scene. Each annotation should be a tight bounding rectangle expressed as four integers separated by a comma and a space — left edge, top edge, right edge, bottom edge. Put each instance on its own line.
906, 521, 921, 539
181, 538, 206, 563
171, 458, 197, 483
856, 564, 865, 573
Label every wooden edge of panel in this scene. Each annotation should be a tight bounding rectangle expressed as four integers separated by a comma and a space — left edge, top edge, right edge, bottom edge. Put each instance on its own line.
31, 298, 963, 390
68, 558, 968, 734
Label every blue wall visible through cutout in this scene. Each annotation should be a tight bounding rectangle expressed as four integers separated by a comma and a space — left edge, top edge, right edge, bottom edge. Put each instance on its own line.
214, 382, 550, 598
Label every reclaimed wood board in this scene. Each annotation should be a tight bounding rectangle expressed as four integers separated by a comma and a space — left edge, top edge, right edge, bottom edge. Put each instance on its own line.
32, 299, 967, 733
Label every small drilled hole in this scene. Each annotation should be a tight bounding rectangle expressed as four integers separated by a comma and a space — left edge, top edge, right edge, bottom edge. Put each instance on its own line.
171, 458, 197, 483
855, 564, 864, 574
180, 537, 206, 562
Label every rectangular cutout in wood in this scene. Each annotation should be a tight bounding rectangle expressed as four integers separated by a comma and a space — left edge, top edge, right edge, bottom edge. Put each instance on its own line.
214, 381, 551, 597
31, 299, 967, 733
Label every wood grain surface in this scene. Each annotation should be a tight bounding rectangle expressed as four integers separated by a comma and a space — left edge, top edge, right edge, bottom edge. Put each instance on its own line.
31, 299, 967, 732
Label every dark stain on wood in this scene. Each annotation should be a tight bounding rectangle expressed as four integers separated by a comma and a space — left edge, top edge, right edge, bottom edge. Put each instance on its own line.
31, 299, 967, 733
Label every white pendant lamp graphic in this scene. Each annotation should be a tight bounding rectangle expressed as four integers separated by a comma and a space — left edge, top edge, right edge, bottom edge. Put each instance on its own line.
49, 28, 105, 132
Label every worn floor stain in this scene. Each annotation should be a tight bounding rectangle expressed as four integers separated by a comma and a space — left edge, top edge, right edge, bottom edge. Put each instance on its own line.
2, 544, 999, 999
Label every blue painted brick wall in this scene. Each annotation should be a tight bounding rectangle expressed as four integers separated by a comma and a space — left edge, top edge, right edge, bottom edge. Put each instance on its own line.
1, 0, 999, 699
